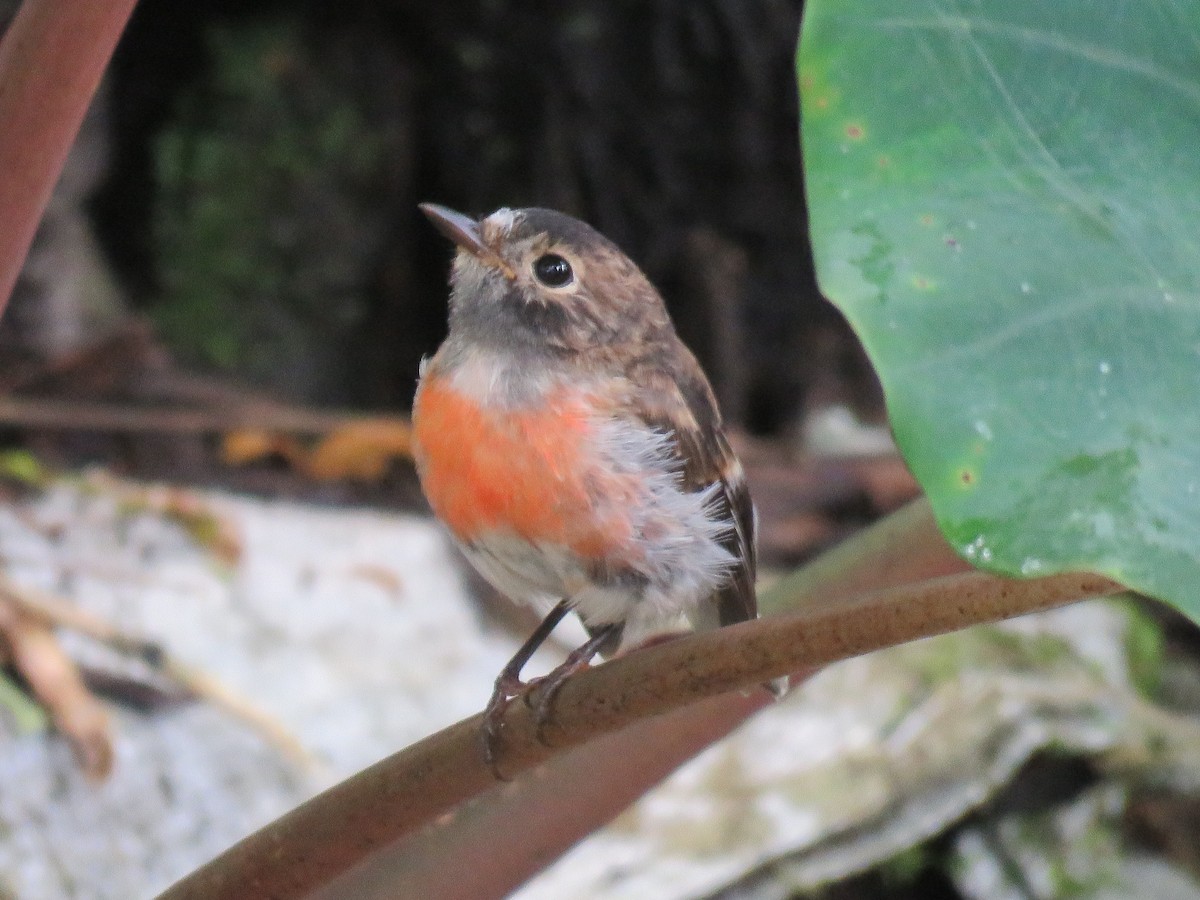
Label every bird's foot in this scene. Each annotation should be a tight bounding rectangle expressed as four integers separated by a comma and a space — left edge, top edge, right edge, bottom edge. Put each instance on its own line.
482, 668, 533, 779
481, 618, 622, 776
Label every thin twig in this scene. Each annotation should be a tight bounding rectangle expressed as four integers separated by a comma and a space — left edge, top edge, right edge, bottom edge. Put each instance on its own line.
0, 595, 113, 779
156, 657, 313, 767
0, 395, 409, 436
0, 573, 312, 765
0, 572, 159, 657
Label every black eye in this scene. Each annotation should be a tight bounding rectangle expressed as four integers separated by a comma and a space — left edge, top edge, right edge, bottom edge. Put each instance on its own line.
533, 253, 573, 287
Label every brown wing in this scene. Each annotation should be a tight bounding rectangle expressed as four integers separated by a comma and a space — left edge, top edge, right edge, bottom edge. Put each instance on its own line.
628, 341, 757, 628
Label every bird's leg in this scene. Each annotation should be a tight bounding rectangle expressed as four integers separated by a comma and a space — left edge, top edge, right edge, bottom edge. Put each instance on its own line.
483, 599, 571, 775
528, 622, 623, 746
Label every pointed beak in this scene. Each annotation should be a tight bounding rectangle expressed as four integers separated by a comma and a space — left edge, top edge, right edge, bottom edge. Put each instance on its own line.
420, 203, 517, 279
419, 203, 490, 258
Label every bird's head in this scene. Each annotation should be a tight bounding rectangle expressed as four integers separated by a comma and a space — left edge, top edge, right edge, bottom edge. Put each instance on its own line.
420, 204, 672, 357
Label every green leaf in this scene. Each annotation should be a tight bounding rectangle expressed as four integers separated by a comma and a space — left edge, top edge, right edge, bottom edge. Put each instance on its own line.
0, 671, 48, 734
799, 1, 1200, 619
0, 449, 48, 487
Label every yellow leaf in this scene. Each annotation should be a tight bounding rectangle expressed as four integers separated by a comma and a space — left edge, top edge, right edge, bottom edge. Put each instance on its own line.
301, 419, 412, 481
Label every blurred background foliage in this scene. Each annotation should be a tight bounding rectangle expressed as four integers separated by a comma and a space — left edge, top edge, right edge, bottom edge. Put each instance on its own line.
152, 20, 396, 397
9, 0, 870, 428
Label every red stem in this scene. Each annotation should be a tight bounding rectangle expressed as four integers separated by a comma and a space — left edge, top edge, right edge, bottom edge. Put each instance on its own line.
0, 0, 140, 314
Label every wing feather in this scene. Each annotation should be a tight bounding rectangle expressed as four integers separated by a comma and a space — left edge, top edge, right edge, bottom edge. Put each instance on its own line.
627, 341, 757, 628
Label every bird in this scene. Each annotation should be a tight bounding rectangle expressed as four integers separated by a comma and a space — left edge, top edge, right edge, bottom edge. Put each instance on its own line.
412, 203, 765, 768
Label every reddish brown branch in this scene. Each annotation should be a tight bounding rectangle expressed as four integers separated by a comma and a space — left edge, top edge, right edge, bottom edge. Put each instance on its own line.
317, 685, 795, 900
158, 567, 1121, 900
0, 0, 140, 313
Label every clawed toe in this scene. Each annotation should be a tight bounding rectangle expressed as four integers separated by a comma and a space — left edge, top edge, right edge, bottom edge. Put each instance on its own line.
480, 617, 621, 775
525, 675, 563, 747
482, 676, 526, 777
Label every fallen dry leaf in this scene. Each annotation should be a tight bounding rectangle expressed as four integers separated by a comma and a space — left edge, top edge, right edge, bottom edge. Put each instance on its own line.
344, 563, 405, 597
157, 488, 244, 567
220, 428, 304, 467
89, 473, 244, 567
221, 418, 413, 483
0, 598, 113, 781
298, 418, 412, 481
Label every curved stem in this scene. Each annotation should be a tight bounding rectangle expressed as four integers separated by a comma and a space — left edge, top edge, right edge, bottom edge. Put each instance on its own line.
316, 685, 790, 900
762, 496, 972, 615
158, 564, 1121, 900
0, 0, 139, 313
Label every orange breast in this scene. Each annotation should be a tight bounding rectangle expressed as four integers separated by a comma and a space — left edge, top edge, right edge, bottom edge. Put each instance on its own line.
412, 376, 631, 558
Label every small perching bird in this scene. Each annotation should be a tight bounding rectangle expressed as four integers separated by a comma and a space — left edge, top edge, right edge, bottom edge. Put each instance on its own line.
412, 204, 765, 766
